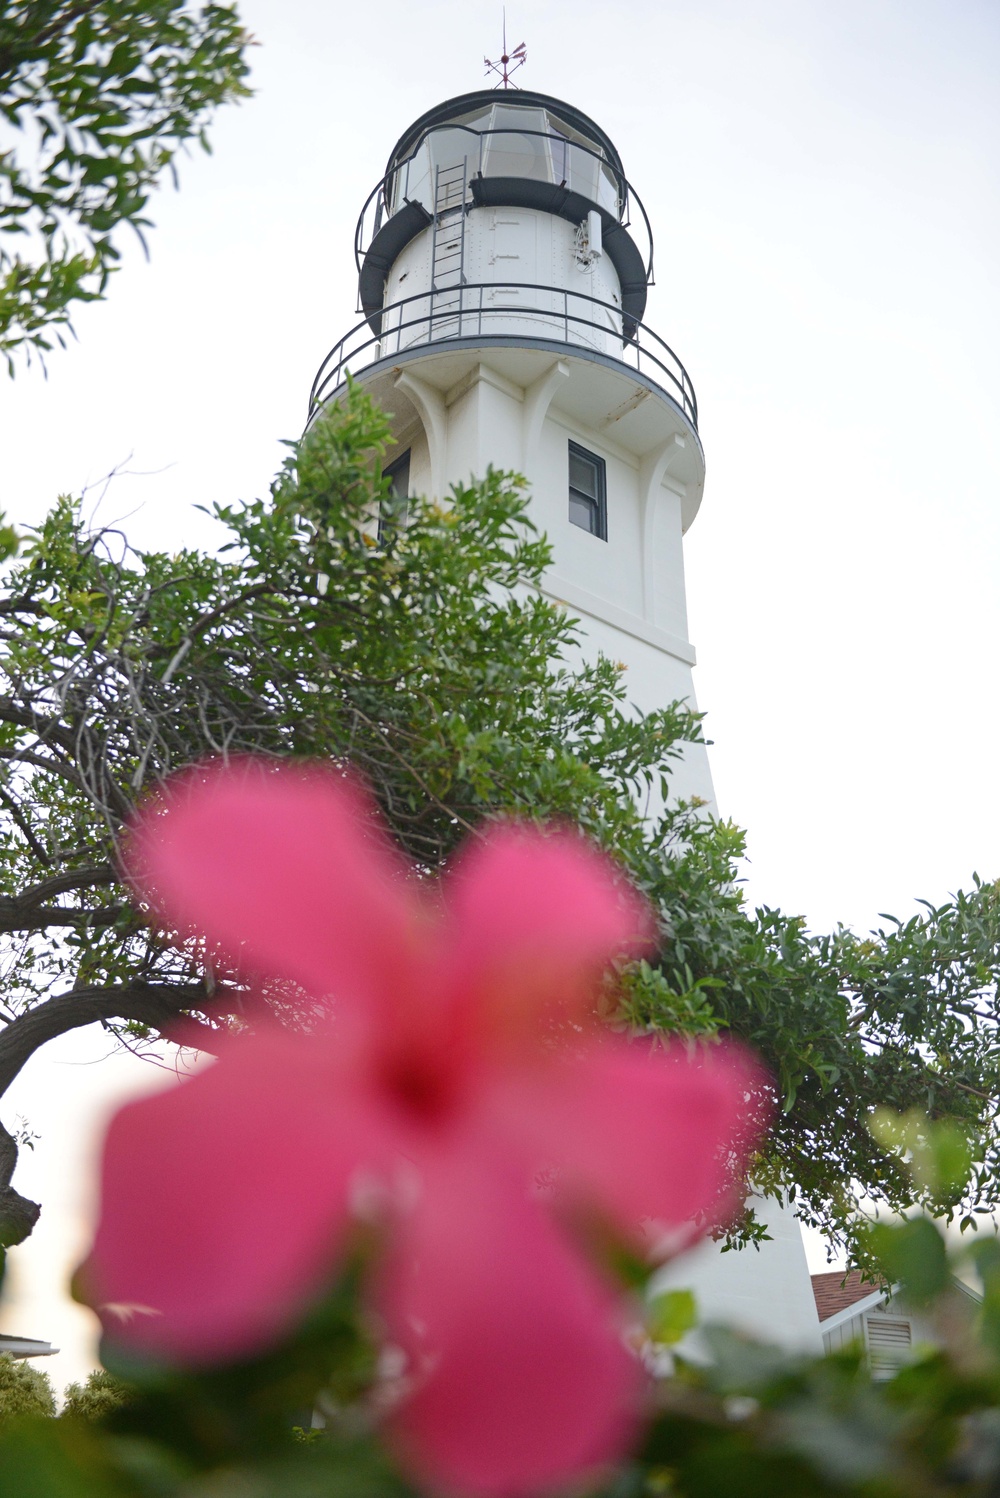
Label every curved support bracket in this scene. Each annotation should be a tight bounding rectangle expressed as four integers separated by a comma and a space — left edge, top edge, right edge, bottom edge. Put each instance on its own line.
522, 359, 570, 474
639, 435, 686, 623
394, 369, 448, 498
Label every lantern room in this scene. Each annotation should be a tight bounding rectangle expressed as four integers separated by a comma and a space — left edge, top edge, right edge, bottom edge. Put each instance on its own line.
310, 90, 697, 435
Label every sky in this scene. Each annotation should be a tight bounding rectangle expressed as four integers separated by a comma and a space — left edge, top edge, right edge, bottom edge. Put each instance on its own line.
1, 0, 998, 1391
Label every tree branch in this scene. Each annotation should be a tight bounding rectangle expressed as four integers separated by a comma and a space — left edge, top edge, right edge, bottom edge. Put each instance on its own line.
0, 1, 104, 82
0, 977, 236, 1247
0, 981, 223, 1099
15, 863, 115, 907
0, 781, 50, 864
0, 696, 77, 754
0, 594, 45, 618
0, 901, 130, 936
149, 583, 277, 666
0, 745, 85, 790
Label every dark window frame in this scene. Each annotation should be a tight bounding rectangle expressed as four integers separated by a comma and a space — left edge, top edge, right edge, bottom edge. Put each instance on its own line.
568, 440, 607, 540
378, 449, 411, 544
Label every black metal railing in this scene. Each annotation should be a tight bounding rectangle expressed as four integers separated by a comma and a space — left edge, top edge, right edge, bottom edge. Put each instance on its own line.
308, 281, 696, 429
354, 124, 655, 286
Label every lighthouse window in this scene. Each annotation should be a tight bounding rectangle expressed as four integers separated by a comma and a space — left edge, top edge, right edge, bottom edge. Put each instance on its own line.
568, 443, 607, 540
378, 450, 410, 543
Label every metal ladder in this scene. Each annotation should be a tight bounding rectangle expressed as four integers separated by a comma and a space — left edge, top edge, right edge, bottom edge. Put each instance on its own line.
429, 158, 468, 337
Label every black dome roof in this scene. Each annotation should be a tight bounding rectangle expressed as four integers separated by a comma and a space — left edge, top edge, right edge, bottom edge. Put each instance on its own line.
384, 90, 627, 181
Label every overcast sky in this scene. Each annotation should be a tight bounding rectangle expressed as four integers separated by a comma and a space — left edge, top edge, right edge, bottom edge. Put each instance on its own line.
1, 0, 998, 1390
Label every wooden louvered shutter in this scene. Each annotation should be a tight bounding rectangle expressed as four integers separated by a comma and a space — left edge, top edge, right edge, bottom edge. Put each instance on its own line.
866, 1314, 912, 1380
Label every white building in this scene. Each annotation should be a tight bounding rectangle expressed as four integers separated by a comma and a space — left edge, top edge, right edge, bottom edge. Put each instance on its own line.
813, 1268, 980, 1379
309, 85, 822, 1355
0, 1334, 56, 1360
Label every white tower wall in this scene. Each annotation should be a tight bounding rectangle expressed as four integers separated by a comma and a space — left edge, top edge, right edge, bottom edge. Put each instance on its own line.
358, 348, 714, 806
651, 1195, 825, 1357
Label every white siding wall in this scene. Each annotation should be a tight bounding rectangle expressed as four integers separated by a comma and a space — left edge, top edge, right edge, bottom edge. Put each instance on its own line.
823, 1311, 867, 1354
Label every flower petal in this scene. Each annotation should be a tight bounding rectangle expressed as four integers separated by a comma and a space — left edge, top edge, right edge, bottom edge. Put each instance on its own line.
378, 1132, 642, 1498
503, 1038, 771, 1250
126, 760, 419, 1006
83, 1031, 395, 1363
444, 825, 653, 1047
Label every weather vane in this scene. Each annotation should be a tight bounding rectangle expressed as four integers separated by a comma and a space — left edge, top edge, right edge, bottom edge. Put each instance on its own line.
485, 11, 526, 90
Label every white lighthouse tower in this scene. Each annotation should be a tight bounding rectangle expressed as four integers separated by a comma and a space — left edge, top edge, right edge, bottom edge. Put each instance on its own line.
309, 84, 823, 1354
309, 86, 713, 804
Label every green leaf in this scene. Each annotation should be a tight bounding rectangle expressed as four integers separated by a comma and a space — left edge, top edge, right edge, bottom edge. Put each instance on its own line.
870, 1108, 974, 1204
868, 1216, 949, 1304
0, 1418, 125, 1497
648, 1288, 699, 1346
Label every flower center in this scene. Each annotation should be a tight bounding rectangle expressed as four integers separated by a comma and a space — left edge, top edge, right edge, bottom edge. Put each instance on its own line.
380, 1049, 460, 1122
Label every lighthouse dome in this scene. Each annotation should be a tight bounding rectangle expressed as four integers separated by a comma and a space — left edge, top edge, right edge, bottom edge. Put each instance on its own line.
383, 89, 628, 211
352, 89, 652, 347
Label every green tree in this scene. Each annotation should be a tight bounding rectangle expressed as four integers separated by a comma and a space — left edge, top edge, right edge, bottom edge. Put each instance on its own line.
61, 1367, 130, 1422
0, 384, 997, 1264
0, 384, 703, 1244
0, 1351, 55, 1423
0, 0, 251, 369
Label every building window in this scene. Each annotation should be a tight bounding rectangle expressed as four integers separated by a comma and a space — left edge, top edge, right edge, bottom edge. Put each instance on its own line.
379, 450, 410, 543
568, 442, 607, 539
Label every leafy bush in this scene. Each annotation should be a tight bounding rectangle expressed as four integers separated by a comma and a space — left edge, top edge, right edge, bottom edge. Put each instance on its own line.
0, 1352, 55, 1424
61, 1368, 131, 1423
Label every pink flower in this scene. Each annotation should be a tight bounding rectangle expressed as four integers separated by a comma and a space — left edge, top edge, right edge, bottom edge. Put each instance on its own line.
83, 761, 768, 1498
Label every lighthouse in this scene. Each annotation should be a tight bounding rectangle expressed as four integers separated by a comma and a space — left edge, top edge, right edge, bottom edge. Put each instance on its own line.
308, 85, 824, 1354
309, 87, 713, 806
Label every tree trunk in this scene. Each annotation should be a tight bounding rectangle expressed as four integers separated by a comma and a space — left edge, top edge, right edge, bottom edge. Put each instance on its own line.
0, 1120, 39, 1248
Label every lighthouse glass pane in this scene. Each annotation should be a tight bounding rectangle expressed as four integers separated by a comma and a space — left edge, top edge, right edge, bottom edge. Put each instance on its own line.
428, 130, 473, 189
541, 109, 616, 210
390, 141, 432, 215
566, 140, 601, 204
388, 109, 491, 215
483, 105, 550, 183
568, 443, 607, 540
596, 161, 622, 215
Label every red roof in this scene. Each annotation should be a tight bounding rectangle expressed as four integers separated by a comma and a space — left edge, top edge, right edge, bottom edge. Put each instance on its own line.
811, 1269, 883, 1322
